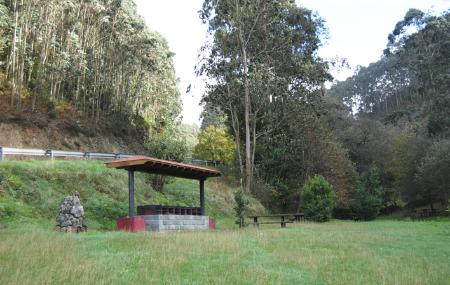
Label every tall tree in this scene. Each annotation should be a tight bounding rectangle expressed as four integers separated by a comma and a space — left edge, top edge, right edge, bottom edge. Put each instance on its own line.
0, 0, 181, 134
199, 0, 330, 192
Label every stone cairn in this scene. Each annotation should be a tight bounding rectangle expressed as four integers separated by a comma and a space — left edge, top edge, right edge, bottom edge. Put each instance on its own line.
56, 192, 87, 233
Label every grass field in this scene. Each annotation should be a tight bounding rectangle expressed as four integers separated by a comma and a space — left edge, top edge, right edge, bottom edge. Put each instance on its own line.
1, 220, 449, 285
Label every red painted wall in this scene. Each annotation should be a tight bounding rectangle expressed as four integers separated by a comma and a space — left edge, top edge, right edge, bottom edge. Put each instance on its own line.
117, 217, 146, 232
209, 218, 216, 230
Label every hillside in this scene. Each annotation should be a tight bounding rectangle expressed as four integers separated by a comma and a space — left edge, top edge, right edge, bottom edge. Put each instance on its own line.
0, 160, 265, 229
0, 0, 181, 155
0, 97, 145, 154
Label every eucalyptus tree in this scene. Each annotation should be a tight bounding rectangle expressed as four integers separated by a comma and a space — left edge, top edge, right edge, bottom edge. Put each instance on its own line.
327, 9, 450, 210
1, 0, 180, 135
199, 0, 330, 193
0, 0, 9, 59
329, 9, 449, 137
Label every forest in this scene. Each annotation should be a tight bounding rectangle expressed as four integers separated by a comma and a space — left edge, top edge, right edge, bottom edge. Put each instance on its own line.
0, 0, 449, 220
195, 1, 450, 218
0, 0, 180, 135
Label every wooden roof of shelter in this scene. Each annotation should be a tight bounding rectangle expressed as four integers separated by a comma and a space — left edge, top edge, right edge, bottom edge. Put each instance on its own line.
105, 156, 221, 180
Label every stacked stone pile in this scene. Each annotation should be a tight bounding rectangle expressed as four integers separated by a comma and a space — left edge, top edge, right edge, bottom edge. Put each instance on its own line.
56, 192, 87, 233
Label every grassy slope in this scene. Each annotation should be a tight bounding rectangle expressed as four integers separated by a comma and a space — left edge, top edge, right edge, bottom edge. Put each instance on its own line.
0, 220, 449, 284
0, 160, 265, 229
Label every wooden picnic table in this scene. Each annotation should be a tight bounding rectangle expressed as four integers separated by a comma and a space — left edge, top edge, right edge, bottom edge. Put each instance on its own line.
414, 208, 448, 219
249, 213, 305, 228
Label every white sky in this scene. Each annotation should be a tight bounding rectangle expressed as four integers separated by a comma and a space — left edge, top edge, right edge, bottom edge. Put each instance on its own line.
134, 0, 449, 125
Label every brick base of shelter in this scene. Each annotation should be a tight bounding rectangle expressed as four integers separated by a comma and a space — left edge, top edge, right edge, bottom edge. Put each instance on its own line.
117, 217, 146, 232
117, 215, 213, 232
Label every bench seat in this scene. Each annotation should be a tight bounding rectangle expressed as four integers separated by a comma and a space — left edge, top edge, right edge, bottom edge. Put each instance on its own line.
254, 221, 293, 224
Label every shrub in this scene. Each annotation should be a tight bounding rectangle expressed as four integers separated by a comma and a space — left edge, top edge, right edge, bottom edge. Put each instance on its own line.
351, 165, 383, 220
145, 133, 188, 192
194, 126, 235, 164
234, 188, 249, 227
145, 134, 188, 162
301, 175, 334, 222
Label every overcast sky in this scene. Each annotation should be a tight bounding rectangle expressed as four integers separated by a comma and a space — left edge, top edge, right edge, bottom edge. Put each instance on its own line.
134, 0, 449, 125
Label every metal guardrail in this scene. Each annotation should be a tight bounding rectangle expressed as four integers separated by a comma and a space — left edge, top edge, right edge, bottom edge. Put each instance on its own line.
190, 159, 222, 167
0, 146, 222, 166
0, 146, 132, 161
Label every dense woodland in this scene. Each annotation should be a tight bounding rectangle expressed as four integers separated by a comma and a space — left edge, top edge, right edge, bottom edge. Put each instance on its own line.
197, 1, 450, 217
0, 0, 180, 133
325, 9, 450, 215
0, 0, 448, 219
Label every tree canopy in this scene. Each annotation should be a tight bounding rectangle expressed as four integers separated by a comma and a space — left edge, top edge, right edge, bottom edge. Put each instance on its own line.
199, 0, 331, 194
0, 0, 180, 133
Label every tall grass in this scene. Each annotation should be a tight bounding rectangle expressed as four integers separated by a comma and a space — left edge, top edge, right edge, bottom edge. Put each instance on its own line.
1, 220, 449, 285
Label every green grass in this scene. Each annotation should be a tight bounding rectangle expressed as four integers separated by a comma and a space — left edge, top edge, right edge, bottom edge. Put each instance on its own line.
0, 160, 264, 229
0, 220, 449, 284
1, 160, 449, 284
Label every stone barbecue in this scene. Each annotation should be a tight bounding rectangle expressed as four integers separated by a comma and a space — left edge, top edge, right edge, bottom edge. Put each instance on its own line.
56, 192, 87, 233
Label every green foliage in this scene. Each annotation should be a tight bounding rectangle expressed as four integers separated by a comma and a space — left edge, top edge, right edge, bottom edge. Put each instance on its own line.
145, 134, 188, 163
194, 126, 235, 164
427, 96, 450, 138
351, 166, 384, 220
331, 10, 449, 125
200, 103, 228, 131
301, 175, 334, 222
326, 9, 450, 214
1, 0, 180, 134
258, 111, 356, 212
145, 132, 189, 192
174, 123, 200, 160
233, 188, 249, 228
0, 0, 10, 57
199, 0, 331, 193
386, 135, 449, 208
415, 139, 450, 206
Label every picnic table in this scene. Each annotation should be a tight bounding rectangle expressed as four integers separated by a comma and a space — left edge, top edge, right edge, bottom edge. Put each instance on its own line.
249, 213, 305, 228
413, 208, 448, 219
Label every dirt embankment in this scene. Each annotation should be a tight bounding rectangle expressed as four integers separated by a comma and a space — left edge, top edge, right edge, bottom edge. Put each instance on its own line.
0, 98, 145, 154
0, 122, 144, 154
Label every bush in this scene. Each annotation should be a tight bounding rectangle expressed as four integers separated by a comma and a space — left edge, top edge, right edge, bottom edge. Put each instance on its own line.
351, 165, 383, 220
145, 133, 188, 192
234, 188, 249, 227
301, 175, 334, 222
194, 126, 235, 164
145, 134, 188, 163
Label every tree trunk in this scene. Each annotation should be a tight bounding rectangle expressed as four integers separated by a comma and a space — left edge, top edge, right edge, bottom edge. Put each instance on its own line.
240, 32, 252, 193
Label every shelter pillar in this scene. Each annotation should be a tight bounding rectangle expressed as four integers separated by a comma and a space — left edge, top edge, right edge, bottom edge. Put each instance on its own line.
128, 170, 135, 217
200, 179, 205, 216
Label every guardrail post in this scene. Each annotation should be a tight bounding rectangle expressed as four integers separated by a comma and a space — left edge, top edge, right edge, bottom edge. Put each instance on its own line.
0, 147, 4, 161
85, 152, 91, 160
46, 149, 54, 160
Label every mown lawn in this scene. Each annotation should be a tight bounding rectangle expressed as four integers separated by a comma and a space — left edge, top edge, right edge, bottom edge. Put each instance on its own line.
1, 220, 449, 285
